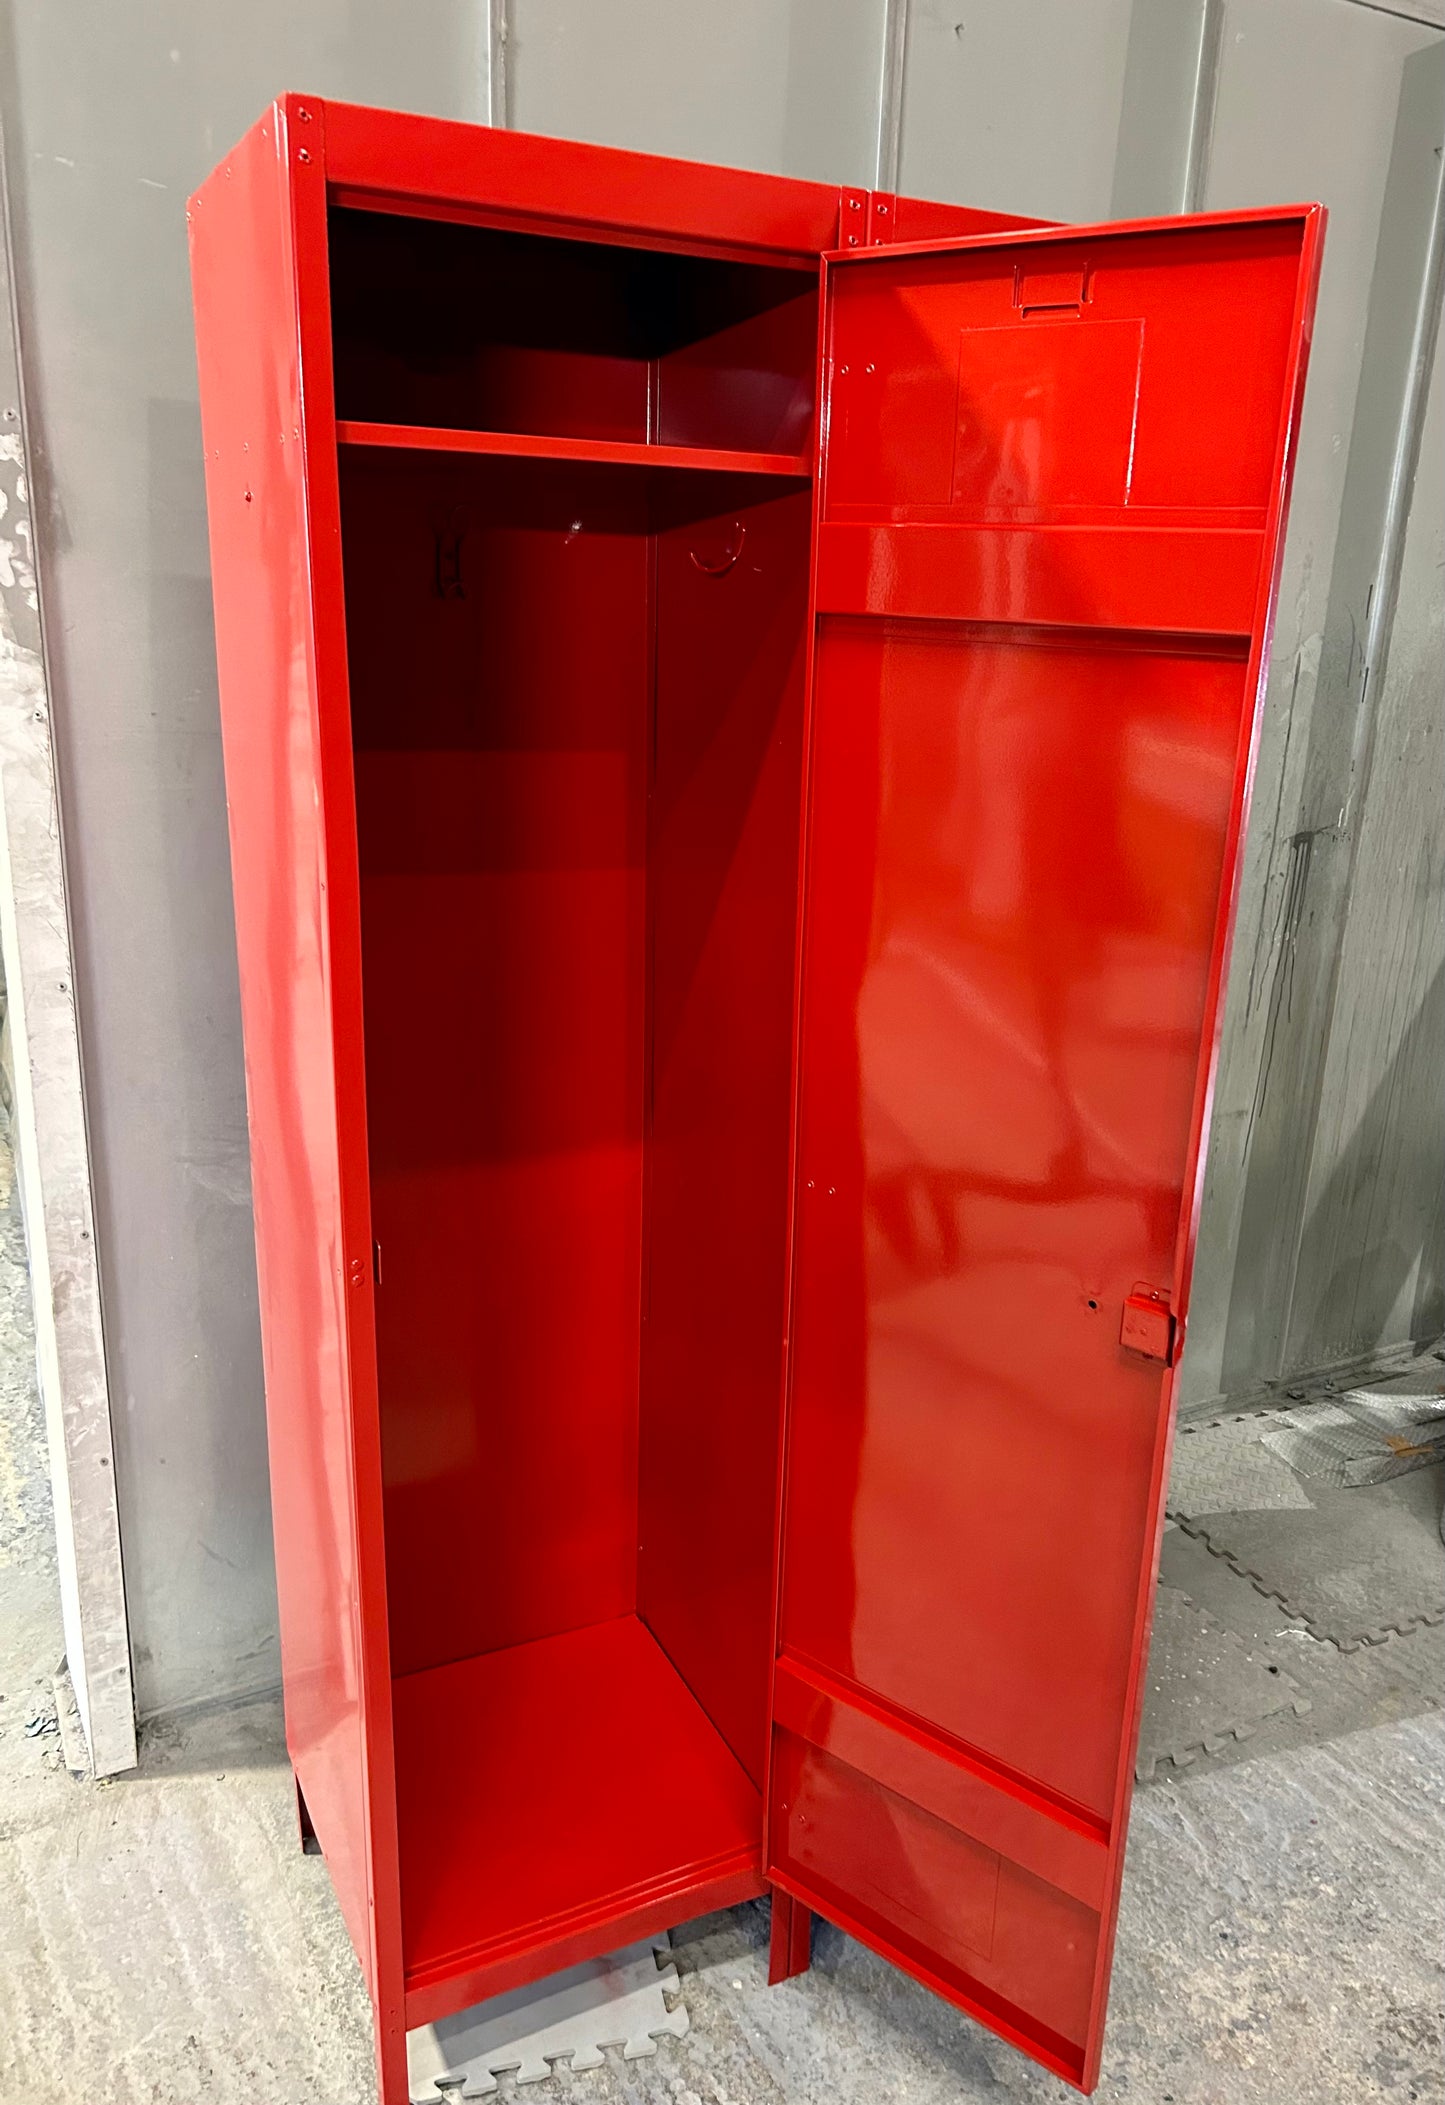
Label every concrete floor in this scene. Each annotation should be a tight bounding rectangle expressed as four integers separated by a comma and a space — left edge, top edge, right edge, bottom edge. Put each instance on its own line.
1, 1119, 1442, 2105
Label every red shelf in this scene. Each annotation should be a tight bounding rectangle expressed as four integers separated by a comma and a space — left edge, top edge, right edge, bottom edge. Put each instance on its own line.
393, 1614, 763, 2023
335, 419, 812, 479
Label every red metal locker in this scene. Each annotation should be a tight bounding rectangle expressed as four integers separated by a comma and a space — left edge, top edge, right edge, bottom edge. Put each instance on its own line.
189, 97, 1321, 2104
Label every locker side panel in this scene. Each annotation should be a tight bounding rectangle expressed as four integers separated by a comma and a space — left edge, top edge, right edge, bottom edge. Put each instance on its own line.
188, 99, 405, 2089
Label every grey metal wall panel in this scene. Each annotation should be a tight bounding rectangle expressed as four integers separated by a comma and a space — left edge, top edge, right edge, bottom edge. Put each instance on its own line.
1286, 307, 1445, 1367
1109, 0, 1217, 218
1181, 3, 1445, 1406
510, 0, 882, 183
897, 0, 1137, 221
0, 1, 488, 1719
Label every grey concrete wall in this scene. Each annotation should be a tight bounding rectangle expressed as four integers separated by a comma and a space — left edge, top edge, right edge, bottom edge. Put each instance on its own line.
0, 0, 491, 1720
1179, 6, 1445, 1406
0, 0, 1439, 1715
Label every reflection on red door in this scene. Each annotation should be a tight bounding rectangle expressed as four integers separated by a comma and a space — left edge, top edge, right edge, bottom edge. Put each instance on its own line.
770, 210, 1323, 2089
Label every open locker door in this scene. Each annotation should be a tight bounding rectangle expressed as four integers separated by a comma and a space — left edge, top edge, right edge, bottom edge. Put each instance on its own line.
769, 207, 1323, 2089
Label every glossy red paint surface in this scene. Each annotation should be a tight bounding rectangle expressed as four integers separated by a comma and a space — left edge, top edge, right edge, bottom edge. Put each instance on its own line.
394, 1615, 761, 2025
192, 93, 1318, 2105
638, 484, 813, 1786
343, 443, 650, 1676
189, 102, 408, 2101
770, 209, 1323, 2090
337, 420, 813, 477
319, 99, 1038, 262
768, 1886, 813, 1984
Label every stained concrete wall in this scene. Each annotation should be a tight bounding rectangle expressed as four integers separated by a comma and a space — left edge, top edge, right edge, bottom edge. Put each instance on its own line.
0, 0, 491, 1720
1180, 9, 1445, 1406
0, 0, 1439, 1717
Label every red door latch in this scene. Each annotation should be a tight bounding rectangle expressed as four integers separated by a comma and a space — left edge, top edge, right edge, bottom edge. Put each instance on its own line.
1120, 1284, 1179, 1365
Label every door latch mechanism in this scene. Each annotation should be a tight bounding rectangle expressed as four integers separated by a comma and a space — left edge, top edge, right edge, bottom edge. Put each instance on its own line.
1120, 1284, 1179, 1365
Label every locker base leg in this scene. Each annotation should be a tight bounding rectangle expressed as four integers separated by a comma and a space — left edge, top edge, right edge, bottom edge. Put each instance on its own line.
375, 2013, 410, 2105
294, 1772, 322, 1857
768, 1886, 812, 1983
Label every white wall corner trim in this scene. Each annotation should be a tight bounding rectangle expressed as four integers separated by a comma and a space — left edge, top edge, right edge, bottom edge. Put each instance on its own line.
0, 136, 135, 1780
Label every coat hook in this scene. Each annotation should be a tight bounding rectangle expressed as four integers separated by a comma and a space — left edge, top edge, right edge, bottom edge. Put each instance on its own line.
690, 521, 746, 577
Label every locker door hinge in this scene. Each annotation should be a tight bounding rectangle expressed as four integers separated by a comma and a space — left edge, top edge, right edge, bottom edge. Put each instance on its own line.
1120, 1284, 1180, 1366
838, 188, 897, 248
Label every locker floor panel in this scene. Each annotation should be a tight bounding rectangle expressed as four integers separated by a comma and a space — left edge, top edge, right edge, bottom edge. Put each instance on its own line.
393, 1614, 763, 2015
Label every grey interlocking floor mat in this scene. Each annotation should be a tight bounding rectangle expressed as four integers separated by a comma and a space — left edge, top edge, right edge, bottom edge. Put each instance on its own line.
1173, 1462, 1445, 1649
407, 1937, 686, 2100
1136, 1585, 1309, 1781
